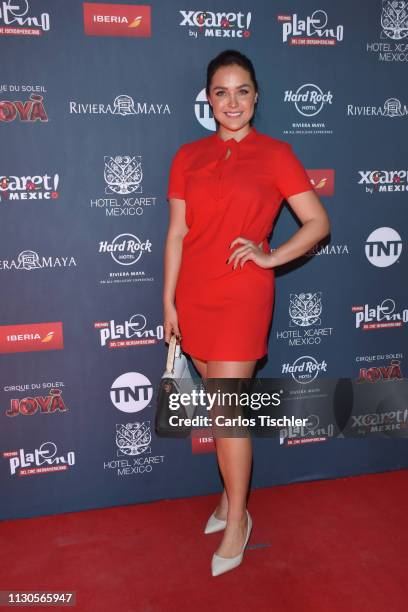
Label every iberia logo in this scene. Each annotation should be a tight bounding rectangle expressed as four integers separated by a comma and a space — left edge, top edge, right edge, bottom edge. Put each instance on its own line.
0, 322, 64, 353
83, 3, 151, 37
306, 169, 335, 196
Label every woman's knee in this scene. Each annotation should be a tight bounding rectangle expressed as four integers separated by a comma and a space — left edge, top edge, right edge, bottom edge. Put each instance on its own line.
206, 360, 256, 378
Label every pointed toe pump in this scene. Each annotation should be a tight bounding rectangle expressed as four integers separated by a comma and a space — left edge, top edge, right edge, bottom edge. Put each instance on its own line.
204, 510, 227, 534
211, 510, 252, 576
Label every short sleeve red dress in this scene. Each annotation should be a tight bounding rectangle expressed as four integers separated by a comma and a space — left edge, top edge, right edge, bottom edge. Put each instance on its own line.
167, 127, 312, 361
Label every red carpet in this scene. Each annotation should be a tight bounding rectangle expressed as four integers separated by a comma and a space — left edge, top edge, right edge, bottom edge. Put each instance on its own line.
1, 469, 407, 612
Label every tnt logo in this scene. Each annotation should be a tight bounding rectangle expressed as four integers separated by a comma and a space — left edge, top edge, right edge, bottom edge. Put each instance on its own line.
110, 372, 153, 413
194, 88, 215, 131
365, 227, 402, 267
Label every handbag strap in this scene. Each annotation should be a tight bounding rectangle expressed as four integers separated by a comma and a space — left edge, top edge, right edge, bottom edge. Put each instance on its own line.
165, 334, 178, 374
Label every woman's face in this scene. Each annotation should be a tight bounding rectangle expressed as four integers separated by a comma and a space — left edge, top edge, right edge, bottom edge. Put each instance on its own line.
207, 64, 258, 132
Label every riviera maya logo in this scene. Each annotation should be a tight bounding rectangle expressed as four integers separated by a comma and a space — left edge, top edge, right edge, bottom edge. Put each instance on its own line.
69, 94, 170, 116
347, 97, 408, 117
0, 250, 77, 271
104, 156, 142, 195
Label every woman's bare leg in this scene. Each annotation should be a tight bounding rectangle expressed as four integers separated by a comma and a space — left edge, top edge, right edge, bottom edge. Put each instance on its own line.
207, 360, 256, 558
191, 355, 229, 520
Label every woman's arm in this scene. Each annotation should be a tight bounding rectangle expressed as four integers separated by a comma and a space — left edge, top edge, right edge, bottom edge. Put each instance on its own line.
269, 189, 331, 266
163, 198, 189, 342
228, 189, 330, 269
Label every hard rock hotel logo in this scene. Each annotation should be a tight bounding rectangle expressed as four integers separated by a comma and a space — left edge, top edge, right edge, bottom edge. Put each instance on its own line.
281, 355, 328, 384
98, 234, 154, 284
99, 234, 152, 265
277, 10, 344, 46
283, 83, 334, 136
0, 0, 50, 36
367, 1, 408, 62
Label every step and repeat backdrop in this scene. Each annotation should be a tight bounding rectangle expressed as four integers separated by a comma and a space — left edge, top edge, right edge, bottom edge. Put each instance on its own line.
1, 0, 407, 520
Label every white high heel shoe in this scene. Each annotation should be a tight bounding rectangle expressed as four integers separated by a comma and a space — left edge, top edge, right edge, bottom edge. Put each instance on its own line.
211, 510, 252, 577
204, 510, 227, 534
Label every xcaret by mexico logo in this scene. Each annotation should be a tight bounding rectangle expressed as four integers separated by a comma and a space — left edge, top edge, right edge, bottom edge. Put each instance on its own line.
179, 10, 252, 38
0, 173, 59, 201
358, 169, 408, 193
83, 3, 151, 37
0, 322, 63, 353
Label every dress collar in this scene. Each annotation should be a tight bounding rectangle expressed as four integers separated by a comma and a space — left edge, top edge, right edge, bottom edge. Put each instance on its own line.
213, 126, 258, 147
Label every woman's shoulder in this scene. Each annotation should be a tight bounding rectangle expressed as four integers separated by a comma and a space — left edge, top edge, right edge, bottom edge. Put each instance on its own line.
255, 130, 292, 152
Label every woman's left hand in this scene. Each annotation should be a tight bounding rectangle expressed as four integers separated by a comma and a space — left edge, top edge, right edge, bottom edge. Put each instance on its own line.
227, 237, 273, 270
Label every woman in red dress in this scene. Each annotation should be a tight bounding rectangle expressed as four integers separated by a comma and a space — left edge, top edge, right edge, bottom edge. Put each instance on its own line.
163, 50, 330, 576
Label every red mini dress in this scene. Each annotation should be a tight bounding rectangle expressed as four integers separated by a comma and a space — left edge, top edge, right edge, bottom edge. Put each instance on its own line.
167, 127, 312, 361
